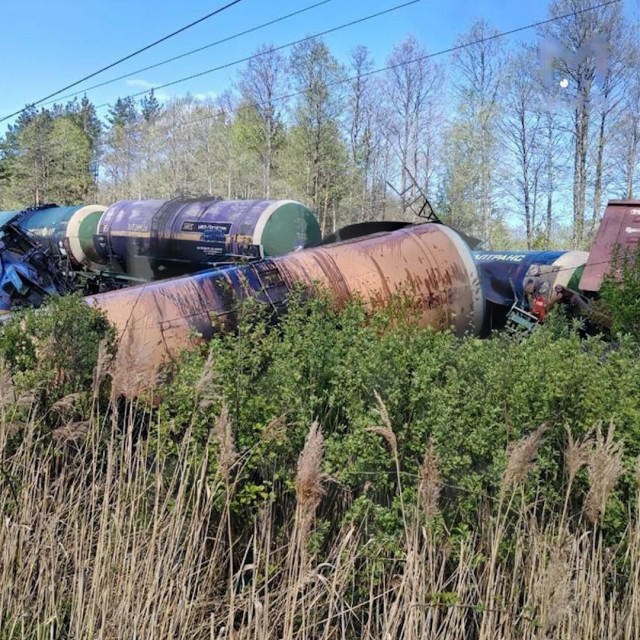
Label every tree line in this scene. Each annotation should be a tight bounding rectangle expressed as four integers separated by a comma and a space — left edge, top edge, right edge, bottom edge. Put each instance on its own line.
0, 0, 638, 248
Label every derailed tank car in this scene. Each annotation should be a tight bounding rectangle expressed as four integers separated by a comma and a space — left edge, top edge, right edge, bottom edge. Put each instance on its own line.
3, 194, 637, 396
93, 198, 322, 279
0, 209, 75, 312
474, 250, 589, 332
19, 204, 108, 269
88, 223, 485, 396
0, 198, 322, 308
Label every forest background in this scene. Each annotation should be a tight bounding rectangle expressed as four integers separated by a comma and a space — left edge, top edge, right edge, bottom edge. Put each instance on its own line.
0, 0, 639, 250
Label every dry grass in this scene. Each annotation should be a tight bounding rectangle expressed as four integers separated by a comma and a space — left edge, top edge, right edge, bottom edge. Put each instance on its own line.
418, 438, 441, 520
501, 422, 548, 494
1, 399, 639, 639
584, 420, 625, 524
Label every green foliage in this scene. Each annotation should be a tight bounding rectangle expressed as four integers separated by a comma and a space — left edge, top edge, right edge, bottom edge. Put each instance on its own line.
0, 293, 116, 414
0, 100, 99, 208
287, 38, 348, 229
599, 243, 640, 340
157, 292, 640, 545
1, 284, 637, 549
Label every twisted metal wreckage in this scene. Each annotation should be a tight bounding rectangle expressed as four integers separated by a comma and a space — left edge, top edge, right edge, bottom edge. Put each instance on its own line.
0, 197, 636, 394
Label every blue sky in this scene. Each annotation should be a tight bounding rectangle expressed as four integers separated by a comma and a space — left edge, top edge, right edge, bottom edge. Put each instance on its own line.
0, 0, 558, 132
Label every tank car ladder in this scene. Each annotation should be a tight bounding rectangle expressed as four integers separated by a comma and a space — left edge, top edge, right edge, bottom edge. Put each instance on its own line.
505, 305, 540, 334
254, 263, 289, 315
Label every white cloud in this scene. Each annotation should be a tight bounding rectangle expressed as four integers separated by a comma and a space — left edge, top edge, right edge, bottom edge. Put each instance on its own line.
125, 78, 158, 90
123, 79, 218, 103
124, 78, 171, 102
194, 91, 218, 101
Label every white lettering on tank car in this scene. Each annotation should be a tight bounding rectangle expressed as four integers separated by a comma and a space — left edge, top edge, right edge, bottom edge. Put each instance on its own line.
475, 253, 526, 263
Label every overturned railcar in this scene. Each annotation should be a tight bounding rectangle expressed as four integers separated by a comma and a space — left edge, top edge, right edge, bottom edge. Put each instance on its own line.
89, 223, 484, 396
5, 194, 638, 396
474, 250, 589, 332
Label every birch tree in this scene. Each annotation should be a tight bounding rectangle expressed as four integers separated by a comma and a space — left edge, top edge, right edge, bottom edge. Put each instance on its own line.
451, 19, 505, 239
236, 45, 288, 198
539, 0, 624, 247
617, 68, 640, 198
288, 38, 347, 233
501, 46, 545, 247
383, 34, 440, 218
344, 46, 388, 222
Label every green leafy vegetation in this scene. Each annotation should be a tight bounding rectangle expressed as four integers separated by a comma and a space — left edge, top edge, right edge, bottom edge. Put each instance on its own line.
1, 278, 640, 637
0, 99, 100, 209
156, 294, 640, 544
0, 293, 115, 423
599, 242, 640, 340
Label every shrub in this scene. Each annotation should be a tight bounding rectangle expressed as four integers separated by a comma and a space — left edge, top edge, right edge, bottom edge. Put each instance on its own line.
599, 242, 640, 339
157, 291, 640, 544
1, 287, 639, 636
0, 293, 116, 417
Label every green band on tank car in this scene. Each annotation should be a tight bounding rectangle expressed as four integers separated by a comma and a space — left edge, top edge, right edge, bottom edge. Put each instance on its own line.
261, 202, 321, 257
22, 206, 80, 235
567, 265, 584, 292
78, 209, 103, 261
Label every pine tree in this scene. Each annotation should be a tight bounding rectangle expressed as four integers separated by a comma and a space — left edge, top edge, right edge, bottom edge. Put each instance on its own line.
103, 97, 140, 200
141, 90, 162, 124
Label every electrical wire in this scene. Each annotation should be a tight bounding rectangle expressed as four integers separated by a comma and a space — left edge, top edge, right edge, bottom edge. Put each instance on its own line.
4, 0, 620, 122
94, 0, 425, 108
37, 0, 334, 109
0, 0, 246, 124
135, 0, 621, 128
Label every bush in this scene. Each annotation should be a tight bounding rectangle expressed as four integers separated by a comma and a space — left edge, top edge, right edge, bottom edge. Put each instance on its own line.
0, 293, 116, 418
2, 288, 640, 636
157, 292, 640, 544
599, 242, 640, 339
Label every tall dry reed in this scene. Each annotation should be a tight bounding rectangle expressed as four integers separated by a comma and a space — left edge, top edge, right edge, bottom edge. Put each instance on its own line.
1, 392, 638, 639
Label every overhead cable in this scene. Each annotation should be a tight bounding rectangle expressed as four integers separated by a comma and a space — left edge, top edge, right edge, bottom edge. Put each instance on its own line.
0, 0, 246, 123
162, 0, 621, 129
94, 0, 425, 108
38, 0, 334, 108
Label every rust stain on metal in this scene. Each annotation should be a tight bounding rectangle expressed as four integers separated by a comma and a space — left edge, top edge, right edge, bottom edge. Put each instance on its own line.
273, 224, 481, 335
90, 223, 483, 396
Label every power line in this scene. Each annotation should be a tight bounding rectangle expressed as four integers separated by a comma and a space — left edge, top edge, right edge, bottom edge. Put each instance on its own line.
38, 0, 334, 109
0, 0, 246, 124
94, 0, 425, 109
163, 0, 621, 130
